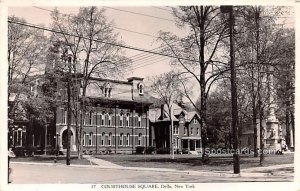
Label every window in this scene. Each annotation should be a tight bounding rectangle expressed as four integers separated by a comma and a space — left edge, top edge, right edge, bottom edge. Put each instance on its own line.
108, 89, 111, 98
14, 128, 23, 146
89, 111, 93, 125
126, 133, 130, 146
190, 127, 193, 135
138, 114, 141, 127
101, 133, 105, 146
104, 88, 111, 98
197, 128, 200, 135
138, 133, 142, 146
105, 113, 109, 126
126, 113, 130, 127
119, 113, 123, 127
193, 118, 197, 124
108, 133, 112, 146
83, 132, 86, 146
184, 127, 187, 135
119, 133, 123, 146
108, 114, 112, 126
93, 134, 97, 146
101, 112, 105, 126
61, 108, 66, 124
138, 83, 144, 95
173, 125, 179, 135
89, 132, 93, 146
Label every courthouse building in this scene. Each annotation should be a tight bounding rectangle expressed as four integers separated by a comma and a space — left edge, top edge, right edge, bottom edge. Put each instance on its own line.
56, 76, 153, 154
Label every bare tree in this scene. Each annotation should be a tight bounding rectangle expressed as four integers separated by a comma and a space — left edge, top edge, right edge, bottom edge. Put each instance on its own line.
158, 6, 229, 160
8, 16, 48, 122
149, 71, 182, 159
50, 7, 131, 159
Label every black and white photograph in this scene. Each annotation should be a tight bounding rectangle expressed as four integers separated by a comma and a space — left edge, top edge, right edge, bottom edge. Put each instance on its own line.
1, 1, 298, 191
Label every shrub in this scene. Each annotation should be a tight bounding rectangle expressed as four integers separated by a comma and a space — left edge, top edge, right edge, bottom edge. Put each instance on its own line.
136, 146, 145, 154
156, 147, 170, 154
145, 146, 156, 154
182, 148, 189, 154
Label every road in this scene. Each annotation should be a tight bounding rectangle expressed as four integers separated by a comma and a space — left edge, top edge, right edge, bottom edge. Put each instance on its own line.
10, 163, 293, 184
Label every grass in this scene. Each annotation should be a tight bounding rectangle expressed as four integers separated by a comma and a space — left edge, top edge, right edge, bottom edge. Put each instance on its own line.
11, 155, 95, 165
95, 153, 294, 171
10, 152, 294, 172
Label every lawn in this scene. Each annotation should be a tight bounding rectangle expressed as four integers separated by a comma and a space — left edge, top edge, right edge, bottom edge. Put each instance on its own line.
95, 153, 294, 171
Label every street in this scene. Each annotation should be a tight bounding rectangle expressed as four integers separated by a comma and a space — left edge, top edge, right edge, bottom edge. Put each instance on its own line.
10, 163, 293, 184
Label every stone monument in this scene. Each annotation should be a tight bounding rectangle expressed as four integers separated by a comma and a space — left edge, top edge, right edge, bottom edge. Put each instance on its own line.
265, 66, 281, 151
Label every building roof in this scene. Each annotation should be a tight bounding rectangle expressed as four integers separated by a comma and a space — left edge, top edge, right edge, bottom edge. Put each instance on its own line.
85, 77, 153, 106
149, 103, 199, 123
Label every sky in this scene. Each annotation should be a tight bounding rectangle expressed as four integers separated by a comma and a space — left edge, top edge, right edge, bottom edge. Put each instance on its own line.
8, 6, 295, 102
8, 6, 187, 81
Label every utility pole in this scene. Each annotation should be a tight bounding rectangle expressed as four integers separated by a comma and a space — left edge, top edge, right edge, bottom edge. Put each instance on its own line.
221, 5, 240, 174
66, 48, 72, 166
170, 105, 174, 160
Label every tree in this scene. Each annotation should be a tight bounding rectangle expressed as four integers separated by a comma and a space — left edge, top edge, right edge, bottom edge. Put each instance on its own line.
158, 6, 229, 160
205, 90, 231, 148
50, 7, 131, 159
8, 15, 48, 124
233, 6, 294, 160
149, 71, 183, 159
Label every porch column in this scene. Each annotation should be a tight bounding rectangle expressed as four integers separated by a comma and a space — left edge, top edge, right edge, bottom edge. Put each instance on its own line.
188, 139, 190, 151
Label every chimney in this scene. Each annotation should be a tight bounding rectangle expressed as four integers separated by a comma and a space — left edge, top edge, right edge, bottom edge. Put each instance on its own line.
159, 104, 164, 120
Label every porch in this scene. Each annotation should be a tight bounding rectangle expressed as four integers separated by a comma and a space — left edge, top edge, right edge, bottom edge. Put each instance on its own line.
181, 137, 202, 152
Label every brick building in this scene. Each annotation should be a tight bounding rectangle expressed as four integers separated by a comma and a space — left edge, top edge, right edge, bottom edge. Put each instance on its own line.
149, 103, 202, 153
56, 76, 153, 154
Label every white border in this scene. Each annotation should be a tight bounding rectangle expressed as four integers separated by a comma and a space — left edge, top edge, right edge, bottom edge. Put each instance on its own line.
1, 1, 299, 191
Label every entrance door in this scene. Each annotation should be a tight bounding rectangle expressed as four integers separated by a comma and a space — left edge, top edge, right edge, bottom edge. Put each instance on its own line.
62, 130, 73, 149
190, 140, 195, 151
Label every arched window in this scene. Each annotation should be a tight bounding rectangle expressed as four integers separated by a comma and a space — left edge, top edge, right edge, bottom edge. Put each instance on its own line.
83, 132, 86, 146
126, 113, 130, 127
105, 113, 109, 126
14, 128, 23, 147
104, 82, 112, 98
193, 117, 197, 124
89, 132, 93, 146
190, 127, 193, 135
138, 114, 142, 127
108, 113, 112, 126
197, 128, 200, 135
108, 133, 112, 146
89, 111, 93, 125
138, 133, 142, 146
119, 133, 123, 146
101, 132, 105, 146
119, 113, 123, 127
138, 83, 144, 95
184, 127, 187, 135
101, 112, 105, 126
126, 133, 130, 146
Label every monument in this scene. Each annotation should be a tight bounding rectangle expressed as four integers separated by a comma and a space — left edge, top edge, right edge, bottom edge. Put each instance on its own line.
265, 66, 281, 151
